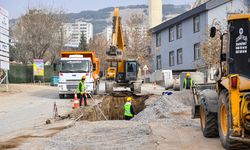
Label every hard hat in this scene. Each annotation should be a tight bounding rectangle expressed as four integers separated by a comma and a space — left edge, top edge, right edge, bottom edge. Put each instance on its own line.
127, 97, 133, 102
186, 73, 191, 77
82, 76, 86, 80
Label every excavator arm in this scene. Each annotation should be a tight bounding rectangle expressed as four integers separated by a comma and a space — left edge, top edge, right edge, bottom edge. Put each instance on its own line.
107, 8, 125, 57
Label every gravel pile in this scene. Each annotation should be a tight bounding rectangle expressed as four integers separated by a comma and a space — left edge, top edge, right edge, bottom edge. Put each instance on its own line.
19, 121, 156, 150
132, 91, 195, 126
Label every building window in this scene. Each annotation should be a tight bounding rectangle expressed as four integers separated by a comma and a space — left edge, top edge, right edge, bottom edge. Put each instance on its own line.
156, 55, 162, 70
169, 51, 175, 66
194, 43, 201, 60
177, 48, 183, 64
156, 32, 161, 47
176, 24, 182, 39
169, 26, 174, 42
193, 16, 200, 33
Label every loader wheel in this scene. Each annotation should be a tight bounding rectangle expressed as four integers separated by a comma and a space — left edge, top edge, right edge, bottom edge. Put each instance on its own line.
218, 91, 248, 150
200, 97, 218, 137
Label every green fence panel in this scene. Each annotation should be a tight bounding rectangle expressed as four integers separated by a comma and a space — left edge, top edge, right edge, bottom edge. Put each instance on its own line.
8, 64, 58, 83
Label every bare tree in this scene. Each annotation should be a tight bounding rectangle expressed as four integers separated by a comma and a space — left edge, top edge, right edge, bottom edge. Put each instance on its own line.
125, 13, 152, 70
88, 35, 108, 71
13, 9, 64, 64
200, 21, 227, 69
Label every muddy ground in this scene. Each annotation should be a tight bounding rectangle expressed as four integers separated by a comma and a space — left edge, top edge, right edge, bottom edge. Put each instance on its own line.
12, 90, 224, 150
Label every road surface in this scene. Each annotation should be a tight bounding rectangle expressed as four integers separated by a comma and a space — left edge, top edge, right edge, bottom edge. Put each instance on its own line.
0, 84, 72, 139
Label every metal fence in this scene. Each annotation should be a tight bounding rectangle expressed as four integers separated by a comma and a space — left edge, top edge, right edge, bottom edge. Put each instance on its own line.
8, 64, 57, 83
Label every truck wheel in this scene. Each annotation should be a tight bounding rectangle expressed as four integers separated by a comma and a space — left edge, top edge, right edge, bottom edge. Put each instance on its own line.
59, 94, 64, 99
200, 97, 218, 137
218, 90, 248, 149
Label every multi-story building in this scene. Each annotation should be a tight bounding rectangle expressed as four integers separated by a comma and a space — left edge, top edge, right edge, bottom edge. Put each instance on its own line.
64, 19, 93, 48
151, 0, 250, 75
105, 26, 112, 43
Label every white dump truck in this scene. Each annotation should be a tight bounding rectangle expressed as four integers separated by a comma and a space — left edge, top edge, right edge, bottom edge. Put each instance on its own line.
57, 51, 100, 99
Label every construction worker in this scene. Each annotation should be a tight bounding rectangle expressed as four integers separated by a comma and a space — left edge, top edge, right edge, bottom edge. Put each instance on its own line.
77, 76, 87, 106
183, 73, 193, 90
124, 97, 135, 120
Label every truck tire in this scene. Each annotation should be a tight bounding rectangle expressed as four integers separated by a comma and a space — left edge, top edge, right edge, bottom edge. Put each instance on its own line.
105, 82, 113, 93
218, 90, 248, 150
59, 94, 64, 99
200, 97, 218, 137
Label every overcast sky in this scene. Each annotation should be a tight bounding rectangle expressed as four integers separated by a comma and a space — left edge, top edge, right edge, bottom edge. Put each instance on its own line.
0, 0, 196, 19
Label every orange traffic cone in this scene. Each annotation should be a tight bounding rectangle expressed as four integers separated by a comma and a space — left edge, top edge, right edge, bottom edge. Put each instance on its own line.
73, 92, 79, 109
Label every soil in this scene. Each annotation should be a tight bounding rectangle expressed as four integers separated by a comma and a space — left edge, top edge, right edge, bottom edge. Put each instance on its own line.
16, 90, 225, 150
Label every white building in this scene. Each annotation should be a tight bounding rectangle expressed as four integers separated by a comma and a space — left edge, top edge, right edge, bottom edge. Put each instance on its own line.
105, 26, 112, 43
0, 6, 9, 70
64, 19, 93, 48
150, 0, 250, 82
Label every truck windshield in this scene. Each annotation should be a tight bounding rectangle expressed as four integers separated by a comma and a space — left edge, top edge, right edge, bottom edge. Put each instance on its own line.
59, 60, 89, 73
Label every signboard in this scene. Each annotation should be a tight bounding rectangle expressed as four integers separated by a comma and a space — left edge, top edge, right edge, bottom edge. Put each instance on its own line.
0, 34, 9, 43
0, 42, 8, 52
0, 7, 9, 17
33, 59, 44, 76
0, 60, 9, 70
0, 7, 9, 70
0, 14, 8, 30
143, 65, 149, 71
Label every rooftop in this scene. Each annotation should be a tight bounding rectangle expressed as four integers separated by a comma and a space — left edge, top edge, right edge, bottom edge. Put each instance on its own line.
150, 0, 231, 33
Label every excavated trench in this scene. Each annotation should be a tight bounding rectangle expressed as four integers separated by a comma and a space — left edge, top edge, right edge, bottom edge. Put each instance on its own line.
71, 93, 150, 121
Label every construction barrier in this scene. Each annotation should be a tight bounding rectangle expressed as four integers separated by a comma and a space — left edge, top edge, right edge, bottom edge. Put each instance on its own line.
8, 63, 57, 83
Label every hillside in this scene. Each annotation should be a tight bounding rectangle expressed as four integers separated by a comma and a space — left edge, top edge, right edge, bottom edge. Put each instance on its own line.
10, 4, 191, 34
63, 4, 191, 33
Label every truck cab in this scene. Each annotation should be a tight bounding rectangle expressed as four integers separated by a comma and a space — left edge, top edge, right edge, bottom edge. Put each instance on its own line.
58, 54, 95, 99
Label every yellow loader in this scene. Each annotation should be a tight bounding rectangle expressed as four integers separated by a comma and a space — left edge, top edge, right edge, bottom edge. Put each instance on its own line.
192, 14, 250, 149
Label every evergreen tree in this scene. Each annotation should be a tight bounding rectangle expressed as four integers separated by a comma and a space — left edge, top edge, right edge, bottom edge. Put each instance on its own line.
79, 32, 88, 51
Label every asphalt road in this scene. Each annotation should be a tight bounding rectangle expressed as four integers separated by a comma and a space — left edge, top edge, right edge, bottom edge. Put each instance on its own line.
0, 84, 72, 139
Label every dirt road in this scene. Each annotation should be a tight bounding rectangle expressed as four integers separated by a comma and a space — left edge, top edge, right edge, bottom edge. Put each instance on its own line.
0, 84, 72, 139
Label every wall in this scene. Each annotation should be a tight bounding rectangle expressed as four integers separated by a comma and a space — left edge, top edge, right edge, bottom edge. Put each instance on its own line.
153, 12, 208, 71
207, 0, 249, 29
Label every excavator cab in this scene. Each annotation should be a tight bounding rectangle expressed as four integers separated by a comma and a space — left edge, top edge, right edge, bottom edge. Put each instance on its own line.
228, 17, 250, 78
125, 60, 138, 81
116, 60, 138, 83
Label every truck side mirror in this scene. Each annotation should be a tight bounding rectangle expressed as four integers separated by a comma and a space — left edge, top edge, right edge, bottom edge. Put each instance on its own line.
53, 63, 57, 71
210, 27, 216, 38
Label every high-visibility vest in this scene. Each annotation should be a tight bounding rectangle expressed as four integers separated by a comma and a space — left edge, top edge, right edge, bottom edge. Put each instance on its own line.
184, 78, 193, 89
77, 81, 85, 94
124, 102, 133, 117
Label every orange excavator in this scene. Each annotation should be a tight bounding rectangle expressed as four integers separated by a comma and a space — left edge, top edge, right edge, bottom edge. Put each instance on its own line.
105, 8, 142, 94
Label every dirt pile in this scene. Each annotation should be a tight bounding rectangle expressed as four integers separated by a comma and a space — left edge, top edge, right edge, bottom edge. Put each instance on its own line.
19, 121, 157, 150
